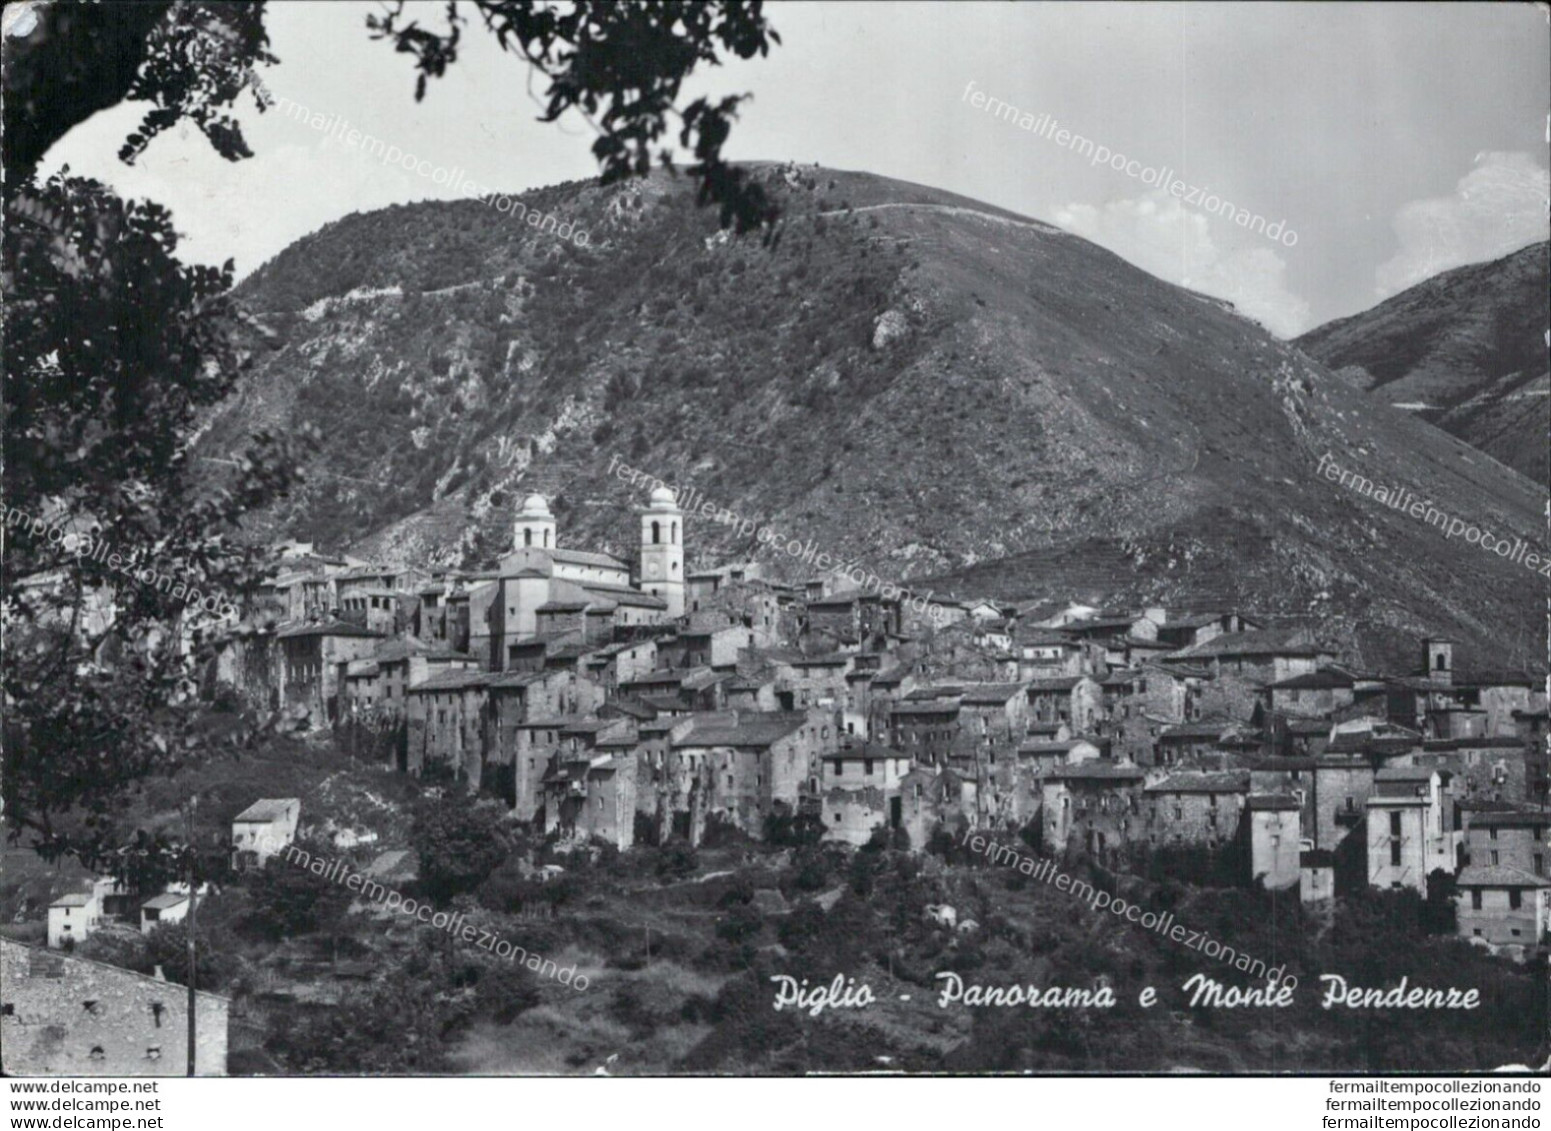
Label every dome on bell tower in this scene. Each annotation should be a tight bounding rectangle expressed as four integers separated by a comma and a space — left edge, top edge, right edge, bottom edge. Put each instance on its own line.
518, 493, 553, 518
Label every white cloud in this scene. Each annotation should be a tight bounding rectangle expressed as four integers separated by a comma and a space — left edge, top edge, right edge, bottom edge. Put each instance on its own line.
1375, 151, 1549, 297
1053, 192, 1312, 337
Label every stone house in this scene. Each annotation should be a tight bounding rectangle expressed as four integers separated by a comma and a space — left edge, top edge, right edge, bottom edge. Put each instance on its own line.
1154, 718, 1244, 766
1012, 629, 1092, 681
405, 670, 493, 783
670, 710, 836, 838
1261, 667, 1359, 718
0, 939, 229, 1076
1025, 675, 1102, 734
503, 714, 589, 821
658, 624, 751, 671
275, 621, 385, 728
1143, 771, 1251, 851
889, 693, 975, 768
1461, 809, 1548, 878
819, 740, 914, 846
1041, 763, 1148, 863
1160, 629, 1331, 686
898, 767, 975, 849
337, 586, 408, 635
1416, 736, 1534, 806
1155, 611, 1260, 651
1455, 867, 1549, 954
485, 670, 591, 815
543, 753, 637, 850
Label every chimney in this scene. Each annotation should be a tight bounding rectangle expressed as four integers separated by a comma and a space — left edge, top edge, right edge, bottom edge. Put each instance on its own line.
152, 965, 167, 982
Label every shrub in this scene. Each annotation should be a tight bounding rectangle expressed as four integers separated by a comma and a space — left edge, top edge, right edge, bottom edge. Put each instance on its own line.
475, 962, 540, 1024
411, 797, 514, 905
655, 842, 699, 881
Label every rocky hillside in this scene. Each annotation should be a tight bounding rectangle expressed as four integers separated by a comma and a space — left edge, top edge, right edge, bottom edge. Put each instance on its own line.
203, 166, 1547, 672
1295, 241, 1549, 485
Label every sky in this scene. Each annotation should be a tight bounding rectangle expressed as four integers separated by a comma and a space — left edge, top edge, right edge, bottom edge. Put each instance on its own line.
39, 1, 1551, 337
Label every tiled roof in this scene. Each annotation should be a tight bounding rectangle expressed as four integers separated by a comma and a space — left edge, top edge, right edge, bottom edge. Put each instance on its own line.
674, 713, 811, 749
958, 683, 1027, 705
1014, 629, 1077, 646
1019, 740, 1079, 754
551, 548, 630, 570
1468, 810, 1550, 829
488, 670, 557, 689
1375, 766, 1437, 782
1247, 793, 1301, 810
827, 741, 904, 762
1026, 676, 1083, 692
1044, 763, 1146, 782
1160, 719, 1238, 739
50, 893, 93, 907
1456, 866, 1551, 888
1266, 667, 1358, 690
277, 621, 383, 639
890, 700, 961, 716
580, 584, 667, 609
234, 799, 298, 822
1147, 771, 1250, 793
408, 670, 492, 692
1170, 629, 1325, 660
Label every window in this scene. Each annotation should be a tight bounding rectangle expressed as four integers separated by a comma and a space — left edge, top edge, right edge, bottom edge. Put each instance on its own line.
1490, 851, 1500, 866
1390, 841, 1401, 867
1471, 890, 1482, 910
1490, 827, 1498, 840
1345, 796, 1355, 812
1509, 889, 1523, 910
1389, 811, 1401, 837
1535, 854, 1544, 876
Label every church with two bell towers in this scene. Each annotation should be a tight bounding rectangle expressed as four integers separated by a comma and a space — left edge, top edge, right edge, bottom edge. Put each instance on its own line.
474, 486, 685, 671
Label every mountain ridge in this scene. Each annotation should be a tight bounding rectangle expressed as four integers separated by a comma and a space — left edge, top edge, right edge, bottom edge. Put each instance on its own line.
1294, 240, 1549, 485
201, 165, 1548, 671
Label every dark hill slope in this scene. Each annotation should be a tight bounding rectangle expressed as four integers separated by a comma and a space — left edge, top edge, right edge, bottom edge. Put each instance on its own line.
205, 166, 1547, 669
1295, 241, 1549, 485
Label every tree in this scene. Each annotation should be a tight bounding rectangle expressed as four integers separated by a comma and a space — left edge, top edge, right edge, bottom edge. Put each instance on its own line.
474, 961, 540, 1024
366, 0, 782, 238
144, 919, 237, 992
410, 797, 514, 903
3, 0, 779, 869
245, 843, 353, 941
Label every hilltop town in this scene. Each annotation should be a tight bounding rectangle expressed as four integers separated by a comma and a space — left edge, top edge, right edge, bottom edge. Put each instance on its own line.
215, 484, 1549, 951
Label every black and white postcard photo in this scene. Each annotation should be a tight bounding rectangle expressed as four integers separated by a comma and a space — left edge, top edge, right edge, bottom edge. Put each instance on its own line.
1, 0, 1546, 1120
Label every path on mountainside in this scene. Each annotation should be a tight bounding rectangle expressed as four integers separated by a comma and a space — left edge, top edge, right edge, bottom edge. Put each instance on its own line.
816, 201, 1064, 234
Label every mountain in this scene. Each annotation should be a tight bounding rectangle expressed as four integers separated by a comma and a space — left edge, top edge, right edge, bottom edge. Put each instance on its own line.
1294, 241, 1549, 485
203, 165, 1548, 672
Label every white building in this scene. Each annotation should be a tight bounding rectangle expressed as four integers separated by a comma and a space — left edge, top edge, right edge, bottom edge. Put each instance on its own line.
231, 798, 302, 870
139, 893, 194, 933
1366, 767, 1454, 893
47, 893, 99, 950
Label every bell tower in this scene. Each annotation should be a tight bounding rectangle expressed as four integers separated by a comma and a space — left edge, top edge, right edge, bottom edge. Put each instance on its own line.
639, 486, 684, 618
514, 493, 557, 552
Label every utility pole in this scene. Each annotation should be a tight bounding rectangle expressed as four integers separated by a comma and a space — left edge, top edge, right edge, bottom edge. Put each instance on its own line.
183, 798, 198, 1077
